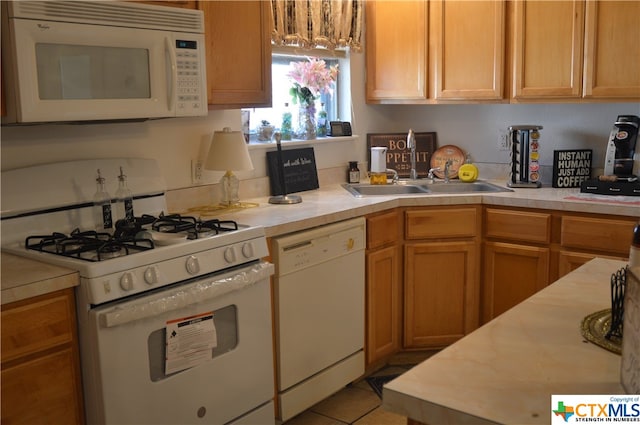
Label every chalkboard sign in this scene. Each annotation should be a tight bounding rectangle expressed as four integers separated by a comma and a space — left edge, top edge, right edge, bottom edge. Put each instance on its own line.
552, 149, 592, 188
366, 132, 437, 178
267, 147, 319, 196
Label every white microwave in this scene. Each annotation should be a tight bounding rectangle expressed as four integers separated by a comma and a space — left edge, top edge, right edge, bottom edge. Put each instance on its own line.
1, 1, 208, 124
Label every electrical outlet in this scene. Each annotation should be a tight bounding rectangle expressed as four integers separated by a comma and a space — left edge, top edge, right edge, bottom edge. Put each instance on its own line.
498, 131, 511, 151
191, 159, 203, 184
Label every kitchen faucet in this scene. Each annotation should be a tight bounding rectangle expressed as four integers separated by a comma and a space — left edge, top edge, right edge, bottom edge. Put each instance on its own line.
443, 159, 453, 183
407, 128, 417, 180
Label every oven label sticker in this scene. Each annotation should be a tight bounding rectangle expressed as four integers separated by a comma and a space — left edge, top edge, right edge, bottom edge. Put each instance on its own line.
165, 312, 217, 375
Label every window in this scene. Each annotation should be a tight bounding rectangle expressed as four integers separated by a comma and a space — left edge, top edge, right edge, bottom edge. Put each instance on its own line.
243, 48, 348, 143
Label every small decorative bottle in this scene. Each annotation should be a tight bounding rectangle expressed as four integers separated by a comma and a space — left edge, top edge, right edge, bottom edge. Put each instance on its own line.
281, 103, 293, 141
114, 166, 134, 223
348, 161, 360, 183
93, 169, 113, 231
316, 103, 328, 137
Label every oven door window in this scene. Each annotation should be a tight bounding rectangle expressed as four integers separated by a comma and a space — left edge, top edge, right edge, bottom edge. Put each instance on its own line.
147, 304, 238, 382
35, 43, 151, 100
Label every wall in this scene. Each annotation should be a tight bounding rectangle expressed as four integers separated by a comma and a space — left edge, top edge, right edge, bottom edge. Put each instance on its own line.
2, 45, 639, 197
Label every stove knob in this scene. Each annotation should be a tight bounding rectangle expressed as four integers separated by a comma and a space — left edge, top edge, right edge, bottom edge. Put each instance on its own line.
120, 272, 135, 291
224, 247, 236, 264
241, 242, 254, 258
144, 266, 160, 285
186, 255, 200, 275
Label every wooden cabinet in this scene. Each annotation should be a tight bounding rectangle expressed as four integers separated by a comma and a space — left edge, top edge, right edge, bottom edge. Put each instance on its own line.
199, 1, 272, 109
1, 289, 84, 424
430, 0, 505, 101
127, 1, 196, 8
365, 210, 402, 370
512, 0, 640, 101
482, 207, 637, 322
583, 1, 640, 99
403, 206, 481, 348
365, 1, 428, 102
511, 0, 585, 100
482, 208, 551, 322
558, 214, 636, 277
366, 0, 505, 103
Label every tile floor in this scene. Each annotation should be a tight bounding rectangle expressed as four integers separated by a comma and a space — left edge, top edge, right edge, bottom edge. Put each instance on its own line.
283, 351, 438, 425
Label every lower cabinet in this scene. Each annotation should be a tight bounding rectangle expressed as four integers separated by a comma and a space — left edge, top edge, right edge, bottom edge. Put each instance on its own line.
365, 210, 402, 370
404, 240, 479, 348
558, 214, 636, 277
482, 207, 552, 322
482, 241, 549, 321
1, 288, 84, 424
403, 206, 481, 349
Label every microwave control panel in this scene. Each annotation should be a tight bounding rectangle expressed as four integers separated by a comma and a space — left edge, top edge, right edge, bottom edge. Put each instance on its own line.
175, 39, 206, 116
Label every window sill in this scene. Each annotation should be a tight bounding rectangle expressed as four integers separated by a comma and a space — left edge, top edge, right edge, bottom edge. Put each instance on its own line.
247, 135, 359, 150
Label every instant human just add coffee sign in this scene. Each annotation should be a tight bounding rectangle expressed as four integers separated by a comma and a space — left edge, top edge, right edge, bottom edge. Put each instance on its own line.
552, 149, 592, 188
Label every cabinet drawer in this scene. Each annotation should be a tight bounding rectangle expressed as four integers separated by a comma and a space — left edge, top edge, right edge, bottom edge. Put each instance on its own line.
367, 210, 400, 249
405, 207, 477, 239
1, 290, 75, 363
561, 216, 636, 255
484, 208, 551, 244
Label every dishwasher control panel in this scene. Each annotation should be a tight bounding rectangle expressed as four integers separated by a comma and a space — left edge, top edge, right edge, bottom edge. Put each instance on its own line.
272, 217, 365, 276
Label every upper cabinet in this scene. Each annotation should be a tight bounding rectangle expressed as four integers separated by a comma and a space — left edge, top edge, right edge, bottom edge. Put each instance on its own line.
512, 0, 640, 101
582, 1, 640, 99
366, 0, 505, 104
511, 1, 584, 100
199, 1, 272, 109
430, 0, 505, 101
365, 1, 428, 101
367, 0, 639, 104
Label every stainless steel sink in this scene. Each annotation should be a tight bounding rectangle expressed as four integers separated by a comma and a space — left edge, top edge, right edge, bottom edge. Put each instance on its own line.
342, 183, 430, 197
422, 181, 512, 194
342, 181, 512, 197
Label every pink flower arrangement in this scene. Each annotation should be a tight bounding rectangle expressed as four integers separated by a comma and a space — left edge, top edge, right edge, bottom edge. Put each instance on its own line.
287, 58, 339, 106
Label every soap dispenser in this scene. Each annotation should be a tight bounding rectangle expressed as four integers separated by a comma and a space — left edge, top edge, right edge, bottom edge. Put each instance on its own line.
370, 147, 388, 184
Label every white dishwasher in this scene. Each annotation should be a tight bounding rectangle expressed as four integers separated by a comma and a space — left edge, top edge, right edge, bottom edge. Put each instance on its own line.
272, 217, 366, 422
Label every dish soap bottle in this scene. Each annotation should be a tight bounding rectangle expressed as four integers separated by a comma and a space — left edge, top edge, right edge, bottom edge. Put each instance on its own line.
93, 169, 113, 231
114, 166, 134, 223
458, 154, 479, 182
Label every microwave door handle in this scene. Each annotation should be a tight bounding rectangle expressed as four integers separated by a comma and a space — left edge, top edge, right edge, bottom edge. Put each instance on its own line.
165, 36, 176, 111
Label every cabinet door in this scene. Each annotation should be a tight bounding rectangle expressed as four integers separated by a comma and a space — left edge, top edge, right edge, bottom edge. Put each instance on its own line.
482, 241, 549, 322
512, 0, 585, 99
558, 250, 627, 279
199, 1, 272, 108
365, 1, 428, 102
583, 1, 640, 99
366, 245, 401, 368
404, 241, 478, 348
1, 348, 84, 425
431, 0, 505, 101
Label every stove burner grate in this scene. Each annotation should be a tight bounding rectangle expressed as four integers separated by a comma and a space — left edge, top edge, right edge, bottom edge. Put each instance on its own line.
25, 229, 154, 262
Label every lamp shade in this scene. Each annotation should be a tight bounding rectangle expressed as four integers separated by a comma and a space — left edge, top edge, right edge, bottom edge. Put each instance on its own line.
205, 127, 254, 172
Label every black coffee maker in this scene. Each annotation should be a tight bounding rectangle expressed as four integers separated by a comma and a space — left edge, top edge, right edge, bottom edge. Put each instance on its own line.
581, 114, 640, 196
604, 115, 639, 178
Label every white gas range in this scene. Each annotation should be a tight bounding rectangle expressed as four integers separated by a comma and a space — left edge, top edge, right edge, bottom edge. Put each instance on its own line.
1, 158, 275, 425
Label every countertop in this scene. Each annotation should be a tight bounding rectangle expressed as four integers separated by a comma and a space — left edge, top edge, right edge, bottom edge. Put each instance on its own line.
1, 252, 79, 305
2, 182, 638, 303
179, 182, 639, 238
381, 257, 628, 425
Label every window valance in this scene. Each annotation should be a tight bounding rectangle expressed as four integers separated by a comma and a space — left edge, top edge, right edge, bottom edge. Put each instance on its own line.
271, 0, 363, 52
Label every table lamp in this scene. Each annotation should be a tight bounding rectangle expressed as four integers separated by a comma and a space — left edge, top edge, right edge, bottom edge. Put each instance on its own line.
205, 127, 254, 206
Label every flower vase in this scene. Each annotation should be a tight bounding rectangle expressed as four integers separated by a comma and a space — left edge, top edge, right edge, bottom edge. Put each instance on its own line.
296, 102, 316, 140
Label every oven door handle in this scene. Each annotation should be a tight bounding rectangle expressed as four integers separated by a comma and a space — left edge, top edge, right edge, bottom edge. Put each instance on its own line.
99, 262, 274, 328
